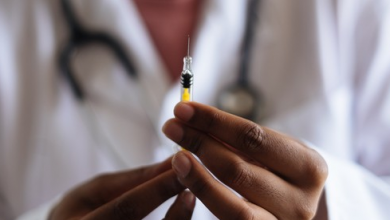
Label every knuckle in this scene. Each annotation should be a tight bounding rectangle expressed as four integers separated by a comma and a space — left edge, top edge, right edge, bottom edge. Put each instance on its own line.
112, 199, 138, 219
188, 177, 211, 196
237, 123, 265, 152
234, 205, 255, 220
224, 160, 254, 188
292, 202, 317, 220
160, 179, 183, 199
304, 150, 329, 187
183, 132, 205, 154
204, 111, 226, 131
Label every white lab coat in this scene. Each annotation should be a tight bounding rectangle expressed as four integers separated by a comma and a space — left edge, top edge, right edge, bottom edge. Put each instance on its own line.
0, 0, 390, 219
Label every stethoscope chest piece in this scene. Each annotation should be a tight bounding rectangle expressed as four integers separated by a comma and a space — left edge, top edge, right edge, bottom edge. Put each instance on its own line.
216, 83, 263, 121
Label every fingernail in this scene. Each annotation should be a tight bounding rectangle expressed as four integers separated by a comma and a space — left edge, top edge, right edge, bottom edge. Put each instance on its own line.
162, 121, 184, 143
172, 152, 191, 178
181, 191, 195, 210
174, 102, 194, 122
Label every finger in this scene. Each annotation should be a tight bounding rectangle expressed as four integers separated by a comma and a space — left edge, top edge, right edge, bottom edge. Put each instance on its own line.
171, 151, 277, 220
164, 191, 196, 220
51, 157, 174, 219
166, 120, 302, 219
171, 102, 327, 185
85, 170, 185, 220
79, 157, 174, 203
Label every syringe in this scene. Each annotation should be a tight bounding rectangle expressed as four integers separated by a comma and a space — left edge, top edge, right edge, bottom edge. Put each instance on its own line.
180, 36, 193, 102
174, 36, 193, 152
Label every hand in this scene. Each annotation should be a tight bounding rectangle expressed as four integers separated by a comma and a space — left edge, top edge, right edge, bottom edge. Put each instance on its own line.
163, 102, 328, 220
50, 157, 196, 220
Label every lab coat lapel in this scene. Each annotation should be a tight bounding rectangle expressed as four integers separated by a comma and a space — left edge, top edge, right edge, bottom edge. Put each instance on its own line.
70, 0, 171, 166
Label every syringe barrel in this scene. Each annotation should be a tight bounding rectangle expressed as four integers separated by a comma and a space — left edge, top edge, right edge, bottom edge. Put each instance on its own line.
180, 57, 193, 101
181, 87, 193, 101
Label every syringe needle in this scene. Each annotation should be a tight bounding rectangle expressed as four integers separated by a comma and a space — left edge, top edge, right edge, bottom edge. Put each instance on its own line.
181, 36, 193, 102
187, 35, 190, 58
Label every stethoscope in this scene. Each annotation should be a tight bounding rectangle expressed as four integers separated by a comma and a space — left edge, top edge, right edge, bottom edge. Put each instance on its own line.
59, 0, 263, 122
216, 0, 262, 121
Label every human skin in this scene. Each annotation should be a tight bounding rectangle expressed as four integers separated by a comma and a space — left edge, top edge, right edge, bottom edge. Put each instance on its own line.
50, 101, 328, 220
133, 0, 203, 81
163, 102, 328, 220
49, 157, 195, 220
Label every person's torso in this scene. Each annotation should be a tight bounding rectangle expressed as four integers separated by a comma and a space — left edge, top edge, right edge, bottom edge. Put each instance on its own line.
0, 0, 368, 218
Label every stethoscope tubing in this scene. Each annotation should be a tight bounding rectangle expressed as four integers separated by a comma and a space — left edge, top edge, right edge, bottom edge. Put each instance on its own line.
239, 0, 260, 86
59, 0, 137, 101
